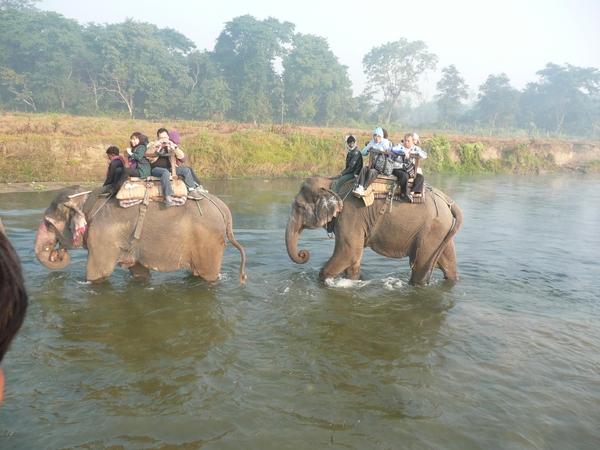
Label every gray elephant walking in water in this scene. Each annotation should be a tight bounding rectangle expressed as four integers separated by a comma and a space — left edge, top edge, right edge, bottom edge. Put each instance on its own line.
286, 176, 463, 285
35, 186, 247, 283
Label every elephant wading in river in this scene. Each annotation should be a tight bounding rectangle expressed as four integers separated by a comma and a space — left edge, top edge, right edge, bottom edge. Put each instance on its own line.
35, 185, 247, 283
285, 176, 463, 285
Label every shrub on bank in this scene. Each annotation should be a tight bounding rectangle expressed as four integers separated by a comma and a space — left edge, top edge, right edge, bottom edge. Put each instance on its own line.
0, 114, 596, 183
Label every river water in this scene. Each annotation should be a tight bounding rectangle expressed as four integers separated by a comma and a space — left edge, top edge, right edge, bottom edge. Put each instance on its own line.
0, 174, 599, 449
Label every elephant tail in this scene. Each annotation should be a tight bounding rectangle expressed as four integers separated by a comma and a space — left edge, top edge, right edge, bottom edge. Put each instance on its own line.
427, 195, 463, 282
227, 225, 248, 284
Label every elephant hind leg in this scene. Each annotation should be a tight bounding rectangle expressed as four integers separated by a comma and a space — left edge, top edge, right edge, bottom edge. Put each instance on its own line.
129, 263, 151, 280
436, 240, 458, 281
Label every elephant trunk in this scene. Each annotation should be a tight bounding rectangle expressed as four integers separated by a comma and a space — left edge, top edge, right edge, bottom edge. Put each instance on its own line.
34, 219, 71, 270
285, 212, 310, 264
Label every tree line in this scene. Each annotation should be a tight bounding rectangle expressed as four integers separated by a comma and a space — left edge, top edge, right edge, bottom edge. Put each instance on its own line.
1, 3, 599, 138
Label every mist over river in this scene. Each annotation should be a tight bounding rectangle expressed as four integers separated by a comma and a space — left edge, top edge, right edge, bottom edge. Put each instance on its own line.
1, 174, 599, 449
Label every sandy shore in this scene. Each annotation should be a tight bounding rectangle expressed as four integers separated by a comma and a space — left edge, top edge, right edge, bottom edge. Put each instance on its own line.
0, 181, 101, 194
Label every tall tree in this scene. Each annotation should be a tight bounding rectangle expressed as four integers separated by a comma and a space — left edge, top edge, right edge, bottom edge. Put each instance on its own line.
362, 38, 437, 124
0, 0, 40, 10
283, 33, 353, 126
435, 65, 469, 125
521, 63, 600, 134
0, 9, 88, 112
182, 50, 232, 120
97, 20, 194, 117
475, 73, 520, 127
213, 15, 294, 124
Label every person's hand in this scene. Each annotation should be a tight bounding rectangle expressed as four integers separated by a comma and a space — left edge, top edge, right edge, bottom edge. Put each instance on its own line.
126, 148, 132, 156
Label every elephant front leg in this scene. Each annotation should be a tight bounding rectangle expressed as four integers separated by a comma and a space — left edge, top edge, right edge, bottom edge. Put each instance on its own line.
129, 263, 151, 280
86, 244, 120, 283
319, 239, 364, 280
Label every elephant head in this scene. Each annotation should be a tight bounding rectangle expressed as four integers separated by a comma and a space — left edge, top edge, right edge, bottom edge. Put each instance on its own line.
35, 186, 88, 270
285, 177, 343, 264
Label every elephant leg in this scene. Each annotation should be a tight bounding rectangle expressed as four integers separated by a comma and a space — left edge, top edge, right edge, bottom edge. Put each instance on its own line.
129, 263, 151, 280
407, 236, 434, 286
86, 244, 119, 283
436, 240, 458, 281
320, 239, 364, 280
190, 248, 223, 282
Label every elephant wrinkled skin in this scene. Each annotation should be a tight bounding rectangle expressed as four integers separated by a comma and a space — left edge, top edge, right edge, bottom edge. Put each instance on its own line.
285, 176, 463, 285
35, 186, 247, 283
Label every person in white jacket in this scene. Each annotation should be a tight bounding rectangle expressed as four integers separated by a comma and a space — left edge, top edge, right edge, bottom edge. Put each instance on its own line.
352, 127, 392, 196
390, 132, 427, 202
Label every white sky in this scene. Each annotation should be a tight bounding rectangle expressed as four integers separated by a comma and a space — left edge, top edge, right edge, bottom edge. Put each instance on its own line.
39, 0, 600, 101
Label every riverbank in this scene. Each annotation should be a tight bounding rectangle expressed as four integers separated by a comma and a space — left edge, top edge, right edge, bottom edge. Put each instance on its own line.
1, 113, 599, 186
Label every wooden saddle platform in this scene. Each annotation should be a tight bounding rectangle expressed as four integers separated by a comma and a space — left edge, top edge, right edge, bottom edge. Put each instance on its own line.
341, 175, 425, 206
115, 176, 188, 207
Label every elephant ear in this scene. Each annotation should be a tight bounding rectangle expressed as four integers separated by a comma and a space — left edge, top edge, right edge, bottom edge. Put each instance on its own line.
314, 188, 343, 228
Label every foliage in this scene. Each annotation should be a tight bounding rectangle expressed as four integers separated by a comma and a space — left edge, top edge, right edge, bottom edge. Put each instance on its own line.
0, 9, 598, 136
283, 33, 353, 126
474, 73, 521, 127
520, 63, 600, 135
362, 38, 438, 124
421, 135, 455, 172
213, 15, 294, 124
435, 65, 469, 124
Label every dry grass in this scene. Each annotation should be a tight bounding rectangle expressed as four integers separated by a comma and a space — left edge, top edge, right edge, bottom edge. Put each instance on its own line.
1, 112, 597, 183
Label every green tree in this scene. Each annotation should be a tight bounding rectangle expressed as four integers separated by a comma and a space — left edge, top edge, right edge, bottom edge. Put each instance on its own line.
435, 65, 468, 125
0, 9, 89, 112
283, 33, 353, 126
521, 63, 600, 134
96, 20, 194, 117
0, 0, 40, 10
181, 50, 233, 120
213, 15, 294, 124
474, 73, 520, 127
362, 38, 437, 124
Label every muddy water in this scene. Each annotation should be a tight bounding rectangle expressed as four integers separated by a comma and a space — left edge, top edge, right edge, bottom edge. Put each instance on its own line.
0, 174, 599, 449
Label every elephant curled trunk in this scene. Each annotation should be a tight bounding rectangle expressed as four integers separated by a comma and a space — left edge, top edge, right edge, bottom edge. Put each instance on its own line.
34, 218, 71, 270
285, 210, 310, 264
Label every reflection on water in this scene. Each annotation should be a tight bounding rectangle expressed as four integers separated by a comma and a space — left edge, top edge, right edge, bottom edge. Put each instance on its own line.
0, 174, 599, 448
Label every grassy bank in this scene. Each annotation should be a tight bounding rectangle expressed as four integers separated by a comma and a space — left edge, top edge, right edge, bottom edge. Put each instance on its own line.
1, 113, 599, 184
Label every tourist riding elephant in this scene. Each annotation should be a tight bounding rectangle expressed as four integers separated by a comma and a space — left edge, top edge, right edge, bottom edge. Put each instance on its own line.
35, 185, 247, 283
285, 176, 463, 285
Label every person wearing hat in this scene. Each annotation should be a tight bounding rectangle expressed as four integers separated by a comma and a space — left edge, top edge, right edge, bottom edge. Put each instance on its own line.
352, 127, 392, 196
331, 135, 363, 192
390, 132, 427, 203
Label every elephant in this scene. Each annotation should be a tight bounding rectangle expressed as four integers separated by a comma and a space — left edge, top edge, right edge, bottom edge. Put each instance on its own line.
285, 176, 463, 285
35, 185, 247, 283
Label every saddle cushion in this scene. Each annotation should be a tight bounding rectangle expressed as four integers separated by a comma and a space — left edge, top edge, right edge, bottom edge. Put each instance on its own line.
116, 178, 188, 200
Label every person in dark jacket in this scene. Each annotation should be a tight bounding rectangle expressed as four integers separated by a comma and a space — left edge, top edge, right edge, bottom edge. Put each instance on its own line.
332, 135, 363, 192
82, 146, 125, 215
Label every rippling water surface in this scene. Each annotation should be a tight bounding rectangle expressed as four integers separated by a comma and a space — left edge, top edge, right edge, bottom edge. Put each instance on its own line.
1, 174, 599, 449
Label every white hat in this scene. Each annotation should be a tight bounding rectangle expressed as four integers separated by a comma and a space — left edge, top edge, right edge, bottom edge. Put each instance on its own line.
413, 133, 420, 143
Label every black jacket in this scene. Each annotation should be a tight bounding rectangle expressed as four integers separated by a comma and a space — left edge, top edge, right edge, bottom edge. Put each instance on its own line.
103, 158, 124, 186
341, 148, 363, 176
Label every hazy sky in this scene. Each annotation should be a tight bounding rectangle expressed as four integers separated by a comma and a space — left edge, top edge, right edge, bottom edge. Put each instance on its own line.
39, 0, 600, 102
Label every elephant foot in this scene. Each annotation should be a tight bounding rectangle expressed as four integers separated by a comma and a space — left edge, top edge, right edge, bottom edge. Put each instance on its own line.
88, 275, 110, 283
129, 264, 151, 279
